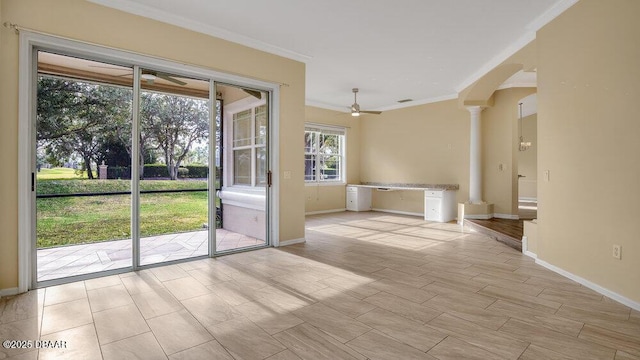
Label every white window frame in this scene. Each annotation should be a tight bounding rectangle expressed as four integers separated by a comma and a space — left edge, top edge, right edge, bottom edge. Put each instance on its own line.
223, 96, 268, 190
304, 123, 347, 186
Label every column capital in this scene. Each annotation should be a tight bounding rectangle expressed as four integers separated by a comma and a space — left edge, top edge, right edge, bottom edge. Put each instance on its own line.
465, 106, 484, 116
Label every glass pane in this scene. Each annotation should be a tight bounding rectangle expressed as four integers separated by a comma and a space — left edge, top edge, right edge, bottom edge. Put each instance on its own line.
320, 134, 340, 155
234, 148, 251, 185
304, 131, 316, 153
139, 69, 210, 266
256, 146, 267, 186
304, 154, 316, 181
321, 155, 340, 181
35, 51, 134, 281
255, 105, 267, 145
233, 109, 252, 147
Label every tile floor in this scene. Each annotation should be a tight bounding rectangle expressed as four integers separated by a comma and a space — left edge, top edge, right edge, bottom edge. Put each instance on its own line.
37, 229, 265, 281
1, 211, 639, 359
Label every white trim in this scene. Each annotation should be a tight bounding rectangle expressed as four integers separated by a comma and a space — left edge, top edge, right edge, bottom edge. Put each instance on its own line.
269, 88, 280, 248
523, 250, 538, 260
464, 214, 494, 220
371, 208, 423, 218
455, 0, 578, 94
535, 258, 640, 312
18, 32, 34, 294
519, 197, 538, 203
87, 0, 313, 63
376, 93, 459, 112
306, 93, 459, 114
0, 288, 20, 298
278, 238, 306, 247
525, 0, 580, 33
305, 209, 346, 216
494, 213, 520, 220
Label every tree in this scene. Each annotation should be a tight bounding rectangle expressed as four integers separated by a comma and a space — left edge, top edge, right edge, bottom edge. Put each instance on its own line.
141, 92, 209, 180
37, 76, 132, 179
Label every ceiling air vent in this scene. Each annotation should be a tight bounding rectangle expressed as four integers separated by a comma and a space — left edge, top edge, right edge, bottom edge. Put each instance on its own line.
397, 99, 413, 103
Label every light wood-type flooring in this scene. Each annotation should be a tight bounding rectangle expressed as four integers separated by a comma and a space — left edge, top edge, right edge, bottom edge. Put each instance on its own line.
1, 211, 638, 359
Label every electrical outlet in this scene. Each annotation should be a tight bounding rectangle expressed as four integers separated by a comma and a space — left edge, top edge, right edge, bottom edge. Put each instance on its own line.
613, 244, 621, 260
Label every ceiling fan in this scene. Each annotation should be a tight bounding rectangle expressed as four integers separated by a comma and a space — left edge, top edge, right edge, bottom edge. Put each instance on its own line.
350, 88, 381, 116
88, 65, 187, 86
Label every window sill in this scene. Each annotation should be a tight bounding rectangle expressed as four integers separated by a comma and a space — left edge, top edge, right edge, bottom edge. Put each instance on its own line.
219, 187, 265, 210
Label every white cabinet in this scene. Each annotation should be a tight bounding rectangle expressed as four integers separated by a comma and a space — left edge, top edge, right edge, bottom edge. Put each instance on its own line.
346, 186, 372, 211
424, 190, 456, 222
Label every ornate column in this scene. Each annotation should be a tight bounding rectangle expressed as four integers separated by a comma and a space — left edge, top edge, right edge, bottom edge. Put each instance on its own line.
467, 106, 482, 204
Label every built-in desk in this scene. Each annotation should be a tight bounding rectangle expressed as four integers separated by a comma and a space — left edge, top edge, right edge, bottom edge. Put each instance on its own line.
346, 183, 459, 222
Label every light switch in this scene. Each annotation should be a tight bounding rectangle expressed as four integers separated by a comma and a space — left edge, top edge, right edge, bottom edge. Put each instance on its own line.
283, 170, 291, 179
544, 170, 550, 182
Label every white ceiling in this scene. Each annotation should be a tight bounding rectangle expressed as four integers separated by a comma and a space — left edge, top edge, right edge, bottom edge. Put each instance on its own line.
90, 0, 575, 112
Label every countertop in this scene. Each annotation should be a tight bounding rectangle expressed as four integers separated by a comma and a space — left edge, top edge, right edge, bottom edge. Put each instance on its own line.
347, 182, 459, 191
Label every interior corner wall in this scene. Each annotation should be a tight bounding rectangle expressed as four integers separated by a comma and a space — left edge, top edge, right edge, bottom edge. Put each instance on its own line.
538, 0, 640, 303
0, 0, 306, 291
359, 99, 470, 212
517, 114, 537, 200
304, 106, 361, 213
481, 88, 536, 216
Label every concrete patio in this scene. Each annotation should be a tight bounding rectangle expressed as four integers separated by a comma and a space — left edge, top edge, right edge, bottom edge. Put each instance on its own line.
37, 229, 264, 281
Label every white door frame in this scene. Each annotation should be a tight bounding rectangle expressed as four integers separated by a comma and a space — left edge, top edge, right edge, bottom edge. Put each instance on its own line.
18, 31, 280, 292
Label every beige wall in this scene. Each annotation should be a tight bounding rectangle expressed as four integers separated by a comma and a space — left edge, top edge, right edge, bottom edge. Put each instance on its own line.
304, 106, 360, 213
482, 88, 536, 215
518, 114, 537, 200
360, 99, 470, 210
0, 0, 305, 291
538, 0, 640, 303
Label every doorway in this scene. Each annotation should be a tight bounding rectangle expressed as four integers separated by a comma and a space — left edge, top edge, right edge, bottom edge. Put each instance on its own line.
517, 93, 538, 220
29, 44, 273, 287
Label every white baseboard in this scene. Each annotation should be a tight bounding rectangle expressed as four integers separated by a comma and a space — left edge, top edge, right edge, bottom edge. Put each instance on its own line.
518, 197, 538, 203
464, 214, 494, 220
535, 258, 640, 311
371, 208, 423, 217
0, 287, 19, 298
494, 213, 520, 220
278, 238, 306, 247
305, 208, 346, 216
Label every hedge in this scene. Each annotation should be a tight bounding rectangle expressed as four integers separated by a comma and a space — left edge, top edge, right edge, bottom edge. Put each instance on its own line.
105, 164, 217, 179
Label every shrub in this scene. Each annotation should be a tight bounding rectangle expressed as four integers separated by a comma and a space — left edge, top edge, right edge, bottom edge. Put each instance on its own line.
177, 167, 189, 178
185, 164, 208, 178
143, 164, 169, 178
107, 166, 131, 179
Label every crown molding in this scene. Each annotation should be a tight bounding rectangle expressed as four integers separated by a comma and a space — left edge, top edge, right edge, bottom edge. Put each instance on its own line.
88, 0, 313, 63
455, 0, 579, 94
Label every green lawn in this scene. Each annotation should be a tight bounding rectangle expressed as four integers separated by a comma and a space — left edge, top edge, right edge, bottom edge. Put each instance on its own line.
36, 178, 212, 248
37, 167, 95, 180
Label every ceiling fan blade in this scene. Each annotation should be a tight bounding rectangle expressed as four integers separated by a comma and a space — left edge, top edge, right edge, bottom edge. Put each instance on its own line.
154, 72, 188, 86
360, 110, 382, 115
242, 89, 262, 99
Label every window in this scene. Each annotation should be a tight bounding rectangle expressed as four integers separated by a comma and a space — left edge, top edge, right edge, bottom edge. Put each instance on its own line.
305, 125, 346, 183
232, 104, 267, 186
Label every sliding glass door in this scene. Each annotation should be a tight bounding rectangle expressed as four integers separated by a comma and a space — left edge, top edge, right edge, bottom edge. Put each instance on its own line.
137, 69, 212, 266
35, 51, 134, 281
31, 46, 271, 287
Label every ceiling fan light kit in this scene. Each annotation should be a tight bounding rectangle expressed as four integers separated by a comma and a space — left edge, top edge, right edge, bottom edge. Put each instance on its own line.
350, 88, 381, 116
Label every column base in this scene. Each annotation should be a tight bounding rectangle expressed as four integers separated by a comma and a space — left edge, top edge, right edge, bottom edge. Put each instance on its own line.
457, 202, 494, 224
